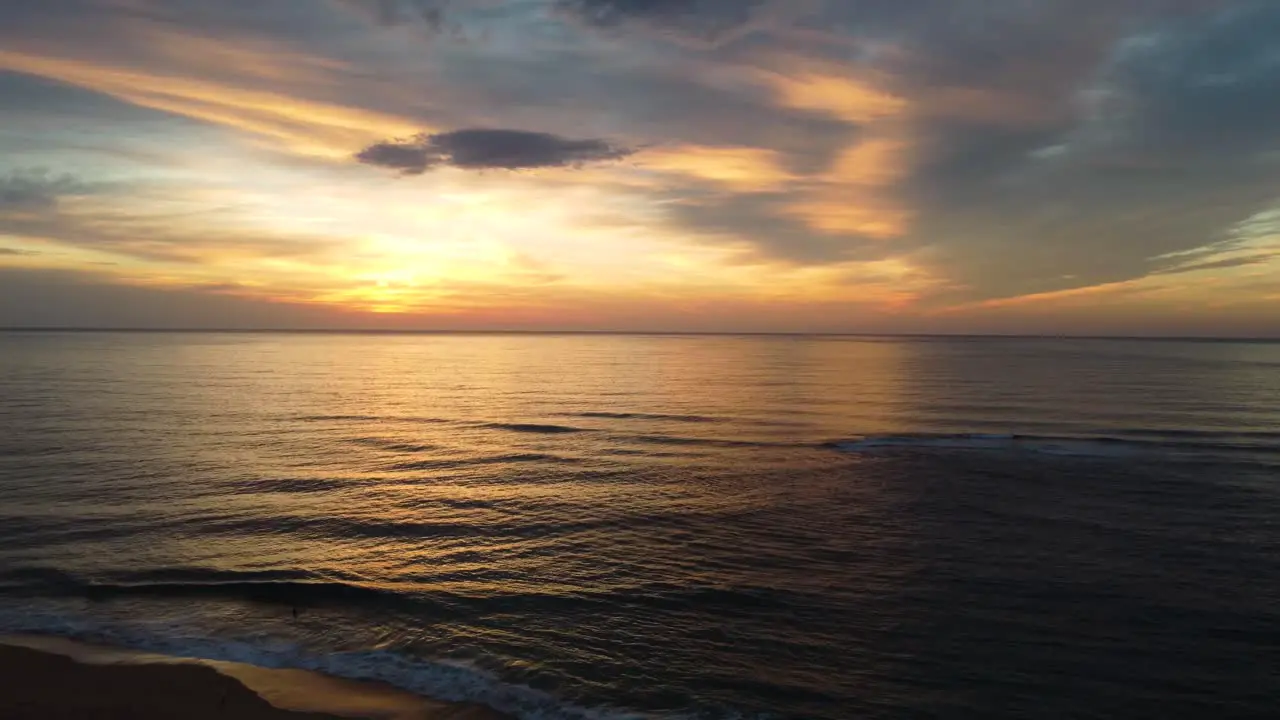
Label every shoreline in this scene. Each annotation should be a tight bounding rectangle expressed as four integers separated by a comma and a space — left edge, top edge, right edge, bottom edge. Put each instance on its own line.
0, 635, 508, 720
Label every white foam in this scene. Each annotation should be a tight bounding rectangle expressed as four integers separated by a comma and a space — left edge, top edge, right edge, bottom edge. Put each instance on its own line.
0, 609, 695, 720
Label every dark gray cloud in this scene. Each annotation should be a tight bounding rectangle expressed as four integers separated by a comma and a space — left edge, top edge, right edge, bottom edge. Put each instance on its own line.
885, 0, 1280, 303
356, 138, 442, 174
357, 128, 633, 173
348, 0, 783, 43
335, 0, 491, 43
335, 0, 537, 42
556, 0, 772, 43
0, 172, 89, 214
0, 0, 349, 45
346, 0, 448, 28
1078, 0, 1280, 161
0, 248, 40, 256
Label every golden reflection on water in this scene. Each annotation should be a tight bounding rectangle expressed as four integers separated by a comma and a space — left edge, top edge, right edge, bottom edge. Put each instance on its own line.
132, 334, 916, 598
5, 333, 1280, 719
11, 333, 1280, 584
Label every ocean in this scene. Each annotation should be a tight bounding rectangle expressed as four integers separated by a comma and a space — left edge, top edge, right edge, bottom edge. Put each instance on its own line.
1, 331, 1277, 719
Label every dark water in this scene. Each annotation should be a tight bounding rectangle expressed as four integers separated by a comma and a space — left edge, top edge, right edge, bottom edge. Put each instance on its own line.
1, 332, 1278, 719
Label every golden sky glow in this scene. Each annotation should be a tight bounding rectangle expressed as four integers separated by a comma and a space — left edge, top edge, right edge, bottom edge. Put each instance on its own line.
1, 0, 1278, 335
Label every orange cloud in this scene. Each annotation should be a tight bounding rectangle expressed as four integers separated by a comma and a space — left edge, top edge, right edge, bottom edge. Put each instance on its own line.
760, 67, 917, 240
638, 145, 795, 192
784, 194, 911, 239
0, 47, 421, 158
964, 280, 1150, 310
784, 131, 915, 238
765, 70, 906, 123
937, 275, 1204, 315
827, 135, 913, 187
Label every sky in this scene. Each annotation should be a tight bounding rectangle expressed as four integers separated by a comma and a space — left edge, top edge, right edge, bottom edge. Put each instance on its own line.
1, 0, 1278, 335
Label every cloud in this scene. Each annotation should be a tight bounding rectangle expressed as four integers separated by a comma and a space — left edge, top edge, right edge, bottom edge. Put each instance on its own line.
659, 191, 887, 264
0, 46, 422, 159
1153, 255, 1275, 276
4, 209, 349, 266
637, 145, 794, 192
0, 171, 89, 214
424, 47, 857, 174
1073, 0, 1280, 161
0, 248, 40, 256
333, 0, 503, 42
0, 173, 354, 268
345, 0, 804, 46
0, 266, 350, 329
557, 0, 770, 43
341, 0, 449, 28
357, 128, 633, 173
885, 0, 1280, 306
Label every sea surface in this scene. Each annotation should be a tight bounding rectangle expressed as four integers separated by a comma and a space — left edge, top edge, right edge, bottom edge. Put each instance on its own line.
1, 331, 1278, 719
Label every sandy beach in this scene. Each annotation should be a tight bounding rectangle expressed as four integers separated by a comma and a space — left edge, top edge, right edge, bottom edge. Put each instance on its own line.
0, 636, 507, 720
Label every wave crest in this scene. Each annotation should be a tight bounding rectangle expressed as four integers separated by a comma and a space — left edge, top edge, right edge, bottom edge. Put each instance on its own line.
829, 431, 1280, 459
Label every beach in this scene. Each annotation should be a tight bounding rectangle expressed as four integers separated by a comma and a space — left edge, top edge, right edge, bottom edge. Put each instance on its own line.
0, 636, 506, 720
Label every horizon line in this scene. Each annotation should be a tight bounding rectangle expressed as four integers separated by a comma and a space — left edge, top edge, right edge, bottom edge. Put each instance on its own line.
2, 327, 1278, 342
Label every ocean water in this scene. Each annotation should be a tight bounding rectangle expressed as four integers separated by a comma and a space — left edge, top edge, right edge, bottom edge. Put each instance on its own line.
1, 331, 1278, 719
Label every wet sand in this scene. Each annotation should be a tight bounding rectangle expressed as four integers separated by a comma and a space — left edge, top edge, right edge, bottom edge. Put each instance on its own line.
0, 636, 508, 720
